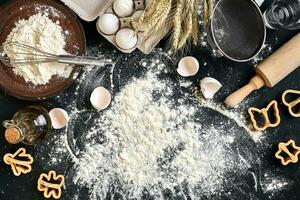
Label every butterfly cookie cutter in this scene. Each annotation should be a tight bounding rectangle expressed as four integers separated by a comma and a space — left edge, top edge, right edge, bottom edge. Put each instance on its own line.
282, 89, 300, 117
37, 170, 65, 199
3, 148, 33, 176
248, 100, 281, 131
275, 139, 300, 166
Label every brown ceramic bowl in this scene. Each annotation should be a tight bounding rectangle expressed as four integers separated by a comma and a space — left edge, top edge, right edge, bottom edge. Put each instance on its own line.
0, 0, 86, 100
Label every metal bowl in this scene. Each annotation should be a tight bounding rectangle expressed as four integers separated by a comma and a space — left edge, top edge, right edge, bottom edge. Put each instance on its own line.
0, 0, 86, 100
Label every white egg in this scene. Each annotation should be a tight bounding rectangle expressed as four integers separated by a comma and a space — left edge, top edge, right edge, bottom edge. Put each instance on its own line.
200, 77, 222, 99
113, 0, 134, 17
115, 28, 138, 50
177, 56, 199, 77
90, 87, 112, 110
49, 108, 69, 129
97, 13, 120, 35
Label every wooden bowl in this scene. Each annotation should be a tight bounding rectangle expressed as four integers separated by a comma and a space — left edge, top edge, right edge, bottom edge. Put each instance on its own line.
0, 0, 86, 100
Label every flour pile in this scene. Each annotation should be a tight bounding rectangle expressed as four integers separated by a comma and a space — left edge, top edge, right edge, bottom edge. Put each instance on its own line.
65, 59, 257, 199
4, 12, 72, 85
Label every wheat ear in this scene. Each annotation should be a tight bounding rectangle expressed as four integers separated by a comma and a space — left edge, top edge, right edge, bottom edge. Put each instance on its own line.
192, 0, 199, 45
143, 0, 165, 23
142, 0, 160, 22
155, 0, 172, 31
202, 0, 208, 27
177, 11, 193, 49
131, 0, 159, 32
208, 0, 214, 18
172, 0, 183, 49
143, 0, 170, 36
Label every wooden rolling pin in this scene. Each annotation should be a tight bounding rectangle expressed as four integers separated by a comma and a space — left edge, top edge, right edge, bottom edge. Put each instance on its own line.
225, 32, 300, 108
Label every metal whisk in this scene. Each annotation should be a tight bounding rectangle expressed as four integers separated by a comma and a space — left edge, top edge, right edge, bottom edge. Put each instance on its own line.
0, 42, 111, 67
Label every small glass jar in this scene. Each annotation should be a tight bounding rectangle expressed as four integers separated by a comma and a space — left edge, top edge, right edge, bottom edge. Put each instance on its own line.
3, 106, 52, 145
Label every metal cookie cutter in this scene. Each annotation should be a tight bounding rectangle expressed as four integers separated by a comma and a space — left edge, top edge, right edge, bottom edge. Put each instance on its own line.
248, 100, 281, 131
3, 148, 33, 176
282, 89, 300, 117
275, 139, 300, 166
37, 171, 65, 199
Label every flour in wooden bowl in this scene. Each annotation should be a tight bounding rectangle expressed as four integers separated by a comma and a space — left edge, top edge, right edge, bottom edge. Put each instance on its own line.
4, 12, 72, 85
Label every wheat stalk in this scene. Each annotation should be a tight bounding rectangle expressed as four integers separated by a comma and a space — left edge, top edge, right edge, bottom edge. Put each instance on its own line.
142, 0, 160, 23
172, 0, 183, 49
192, 0, 199, 45
143, 0, 172, 36
154, 0, 172, 31
202, 0, 214, 27
131, 0, 215, 51
130, 0, 159, 32
208, 0, 215, 18
177, 9, 193, 49
202, 0, 208, 27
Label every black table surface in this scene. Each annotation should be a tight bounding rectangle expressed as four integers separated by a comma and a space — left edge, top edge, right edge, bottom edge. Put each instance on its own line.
0, 0, 300, 199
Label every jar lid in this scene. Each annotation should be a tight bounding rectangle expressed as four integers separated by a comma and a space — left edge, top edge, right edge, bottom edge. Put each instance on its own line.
5, 127, 21, 144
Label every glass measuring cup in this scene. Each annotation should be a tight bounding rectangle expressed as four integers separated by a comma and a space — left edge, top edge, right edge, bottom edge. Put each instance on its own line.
263, 0, 300, 30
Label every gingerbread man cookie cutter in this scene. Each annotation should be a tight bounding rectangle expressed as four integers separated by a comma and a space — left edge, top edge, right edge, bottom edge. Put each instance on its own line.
37, 170, 65, 199
282, 89, 300, 117
248, 100, 281, 131
3, 148, 33, 176
275, 139, 300, 166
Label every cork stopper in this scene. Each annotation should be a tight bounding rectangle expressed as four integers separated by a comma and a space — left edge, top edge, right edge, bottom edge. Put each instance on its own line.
5, 128, 21, 144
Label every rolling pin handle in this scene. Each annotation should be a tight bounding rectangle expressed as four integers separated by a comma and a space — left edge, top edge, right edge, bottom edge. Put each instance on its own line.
225, 75, 265, 108
225, 32, 300, 108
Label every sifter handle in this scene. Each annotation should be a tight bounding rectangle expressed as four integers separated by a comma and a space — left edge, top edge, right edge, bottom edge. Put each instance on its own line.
225, 75, 265, 108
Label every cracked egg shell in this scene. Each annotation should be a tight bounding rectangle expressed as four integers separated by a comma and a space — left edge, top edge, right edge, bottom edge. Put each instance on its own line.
200, 77, 222, 99
49, 108, 69, 129
177, 56, 199, 77
90, 87, 112, 110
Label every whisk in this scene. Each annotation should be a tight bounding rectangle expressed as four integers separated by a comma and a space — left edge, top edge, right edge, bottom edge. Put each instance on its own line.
0, 42, 111, 67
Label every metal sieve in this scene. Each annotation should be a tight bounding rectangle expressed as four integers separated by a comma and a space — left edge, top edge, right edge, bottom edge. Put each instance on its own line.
206, 0, 266, 62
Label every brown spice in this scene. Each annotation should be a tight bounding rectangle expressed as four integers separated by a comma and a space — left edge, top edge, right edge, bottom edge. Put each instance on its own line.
5, 127, 21, 144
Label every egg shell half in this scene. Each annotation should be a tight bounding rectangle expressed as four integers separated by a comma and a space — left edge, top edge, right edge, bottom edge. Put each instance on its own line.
200, 77, 222, 99
90, 86, 112, 110
177, 56, 199, 77
49, 108, 69, 129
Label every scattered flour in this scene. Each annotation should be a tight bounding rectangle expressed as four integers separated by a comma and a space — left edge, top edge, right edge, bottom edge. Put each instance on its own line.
252, 43, 273, 66
71, 68, 250, 199
42, 52, 259, 199
261, 172, 291, 198
4, 12, 72, 85
193, 90, 263, 142
264, 179, 289, 192
36, 48, 284, 199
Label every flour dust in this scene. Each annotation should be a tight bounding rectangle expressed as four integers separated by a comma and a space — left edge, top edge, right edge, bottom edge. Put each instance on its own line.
33, 48, 289, 199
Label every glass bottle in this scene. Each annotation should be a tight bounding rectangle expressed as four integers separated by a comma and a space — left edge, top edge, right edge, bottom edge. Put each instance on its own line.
3, 106, 52, 145
263, 0, 300, 30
